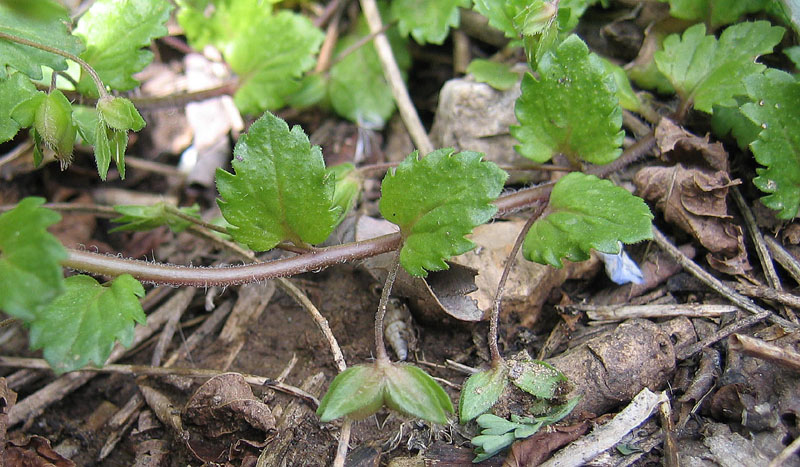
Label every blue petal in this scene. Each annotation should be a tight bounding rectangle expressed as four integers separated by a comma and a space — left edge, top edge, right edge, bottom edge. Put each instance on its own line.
597, 245, 645, 285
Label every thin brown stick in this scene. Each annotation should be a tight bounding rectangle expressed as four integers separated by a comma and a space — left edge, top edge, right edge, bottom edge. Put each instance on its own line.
729, 333, 800, 373
764, 235, 800, 285
0, 357, 320, 406
359, 0, 433, 154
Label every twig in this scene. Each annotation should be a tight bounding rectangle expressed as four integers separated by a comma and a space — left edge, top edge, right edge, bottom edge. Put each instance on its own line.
0, 357, 320, 407
731, 187, 796, 323
375, 250, 402, 362
326, 22, 394, 72
729, 333, 800, 373
733, 283, 800, 309
764, 235, 800, 285
578, 303, 738, 322
768, 432, 800, 467
314, 2, 343, 73
488, 206, 544, 363
333, 419, 353, 467
652, 226, 797, 331
359, 0, 433, 154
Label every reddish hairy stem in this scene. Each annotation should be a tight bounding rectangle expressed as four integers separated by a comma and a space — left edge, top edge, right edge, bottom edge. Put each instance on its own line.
61, 184, 554, 287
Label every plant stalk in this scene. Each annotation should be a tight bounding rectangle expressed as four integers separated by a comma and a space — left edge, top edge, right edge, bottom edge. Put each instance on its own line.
0, 31, 110, 99
374, 249, 402, 363
488, 203, 546, 364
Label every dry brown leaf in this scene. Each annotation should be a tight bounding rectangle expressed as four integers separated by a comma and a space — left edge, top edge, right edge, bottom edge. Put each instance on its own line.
503, 422, 590, 467
4, 435, 75, 467
183, 373, 275, 463
655, 118, 729, 171
635, 164, 750, 274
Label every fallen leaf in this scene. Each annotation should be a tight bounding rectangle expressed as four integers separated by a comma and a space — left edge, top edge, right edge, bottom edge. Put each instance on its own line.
656, 118, 729, 171
4, 435, 75, 467
635, 164, 750, 274
0, 378, 16, 460
183, 373, 275, 463
503, 422, 590, 467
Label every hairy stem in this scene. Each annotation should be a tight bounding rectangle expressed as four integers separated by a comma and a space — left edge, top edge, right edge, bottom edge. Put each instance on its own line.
0, 31, 109, 99
59, 185, 554, 286
375, 250, 402, 363
488, 203, 546, 364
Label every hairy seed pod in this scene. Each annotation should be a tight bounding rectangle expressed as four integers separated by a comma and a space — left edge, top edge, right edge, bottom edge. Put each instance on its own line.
34, 89, 76, 169
384, 298, 414, 361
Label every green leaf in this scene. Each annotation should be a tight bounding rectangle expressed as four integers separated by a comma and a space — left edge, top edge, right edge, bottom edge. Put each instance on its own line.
317, 364, 386, 422
384, 364, 454, 424
227, 11, 323, 114
458, 364, 509, 423
786, 46, 800, 69
741, 69, 800, 219
329, 163, 362, 226
74, 0, 173, 95
177, 0, 276, 53
216, 112, 340, 250
391, 0, 470, 45
0, 0, 85, 80
512, 35, 624, 164
329, 15, 410, 128
467, 59, 519, 91
97, 96, 145, 132
662, 0, 770, 27
508, 358, 568, 399
29, 274, 145, 373
654, 21, 784, 114
599, 57, 641, 113
317, 362, 453, 424
72, 105, 100, 145
9, 89, 44, 132
476, 413, 522, 435
524, 173, 653, 268
111, 203, 201, 233
0, 197, 65, 321
379, 149, 507, 277
711, 100, 760, 150
0, 73, 39, 142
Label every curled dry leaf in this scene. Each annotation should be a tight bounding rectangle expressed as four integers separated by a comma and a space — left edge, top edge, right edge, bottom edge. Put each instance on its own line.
635, 164, 750, 275
4, 434, 75, 467
503, 422, 590, 467
655, 118, 729, 171
182, 373, 275, 463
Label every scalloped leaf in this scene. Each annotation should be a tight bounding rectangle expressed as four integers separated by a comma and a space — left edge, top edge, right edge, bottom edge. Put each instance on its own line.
0, 0, 85, 80
0, 197, 65, 321
177, 0, 275, 52
379, 148, 507, 277
0, 73, 40, 142
740, 69, 800, 219
329, 13, 410, 128
467, 59, 520, 91
663, 0, 770, 27
74, 0, 173, 95
391, 0, 469, 45
228, 11, 323, 115
654, 21, 784, 114
459, 364, 509, 423
507, 358, 568, 399
216, 112, 340, 250
512, 35, 624, 165
524, 173, 653, 268
111, 203, 201, 233
29, 274, 145, 373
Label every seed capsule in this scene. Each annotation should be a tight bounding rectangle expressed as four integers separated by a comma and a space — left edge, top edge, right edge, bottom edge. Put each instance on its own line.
34, 89, 76, 169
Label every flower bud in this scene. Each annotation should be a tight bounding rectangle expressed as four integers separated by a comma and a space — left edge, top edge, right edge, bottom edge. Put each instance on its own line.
518, 1, 557, 36
329, 163, 362, 223
97, 96, 145, 131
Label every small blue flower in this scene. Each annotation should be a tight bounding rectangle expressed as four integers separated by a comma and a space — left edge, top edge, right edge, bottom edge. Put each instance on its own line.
597, 244, 645, 285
